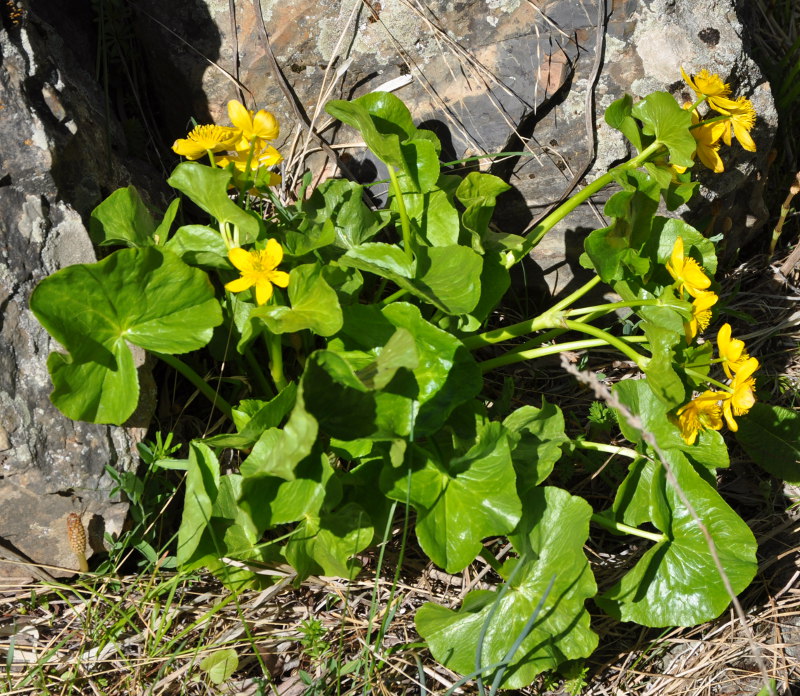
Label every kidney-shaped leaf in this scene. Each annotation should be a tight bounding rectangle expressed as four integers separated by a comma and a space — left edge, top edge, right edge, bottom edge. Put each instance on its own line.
382, 422, 521, 573
416, 486, 597, 689
597, 451, 757, 627
30, 247, 222, 424
253, 263, 343, 336
89, 185, 156, 247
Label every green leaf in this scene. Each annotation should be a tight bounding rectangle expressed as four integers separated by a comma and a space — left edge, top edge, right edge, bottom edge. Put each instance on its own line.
164, 225, 230, 269
735, 403, 800, 483
326, 93, 440, 191
598, 451, 758, 626
604, 94, 646, 152
641, 321, 688, 407
253, 263, 343, 336
200, 649, 238, 685
612, 379, 684, 450
167, 162, 261, 245
455, 171, 511, 252
416, 487, 597, 689
340, 243, 482, 315
240, 450, 333, 533
89, 186, 155, 247
334, 303, 482, 437
648, 217, 718, 276
307, 179, 388, 249
395, 174, 460, 247
283, 503, 373, 580
154, 198, 180, 245
177, 442, 220, 566
30, 247, 222, 424
203, 383, 297, 449
631, 92, 695, 168
382, 422, 522, 573
503, 400, 568, 489
239, 388, 319, 481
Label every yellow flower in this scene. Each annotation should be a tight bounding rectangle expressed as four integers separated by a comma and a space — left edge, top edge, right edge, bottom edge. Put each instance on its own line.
228, 99, 280, 145
224, 239, 290, 305
666, 236, 712, 298
717, 323, 750, 379
684, 291, 718, 344
720, 357, 759, 431
680, 67, 739, 113
217, 143, 284, 173
689, 108, 727, 173
172, 124, 241, 160
674, 390, 724, 445
716, 96, 757, 152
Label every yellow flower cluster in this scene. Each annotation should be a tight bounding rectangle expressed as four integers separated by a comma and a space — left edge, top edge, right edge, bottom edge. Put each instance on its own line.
666, 236, 717, 344
680, 68, 757, 173
674, 324, 759, 444
172, 100, 283, 185
664, 236, 758, 444
224, 238, 289, 306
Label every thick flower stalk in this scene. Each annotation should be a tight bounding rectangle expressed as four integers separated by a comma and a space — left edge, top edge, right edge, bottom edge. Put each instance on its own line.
225, 239, 290, 305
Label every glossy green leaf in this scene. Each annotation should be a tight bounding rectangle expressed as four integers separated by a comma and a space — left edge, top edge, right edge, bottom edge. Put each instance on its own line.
164, 225, 229, 268
394, 174, 460, 247
648, 217, 718, 276
735, 403, 800, 483
176, 441, 220, 566
503, 400, 568, 489
382, 422, 521, 573
283, 502, 373, 580
604, 94, 646, 152
326, 93, 440, 191
631, 92, 696, 167
598, 451, 758, 626
332, 303, 482, 437
30, 247, 221, 424
167, 162, 261, 244
340, 243, 482, 315
456, 171, 512, 252
253, 263, 343, 336
641, 321, 688, 407
154, 198, 180, 245
239, 389, 319, 481
203, 383, 297, 449
416, 487, 597, 688
240, 450, 333, 533
89, 185, 155, 247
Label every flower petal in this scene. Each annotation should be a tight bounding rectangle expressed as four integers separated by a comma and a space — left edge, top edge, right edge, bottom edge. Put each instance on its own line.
253, 110, 280, 140
228, 247, 256, 271
228, 100, 252, 132
264, 238, 284, 268
171, 139, 207, 160
269, 270, 290, 288
254, 280, 274, 305
225, 276, 255, 293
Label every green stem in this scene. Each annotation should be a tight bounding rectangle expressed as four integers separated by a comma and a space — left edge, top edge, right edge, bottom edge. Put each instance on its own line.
244, 349, 275, 399
387, 166, 415, 262
550, 275, 603, 313
573, 440, 639, 460
515, 141, 664, 262
264, 331, 288, 391
684, 366, 731, 392
565, 298, 661, 318
591, 513, 666, 543
381, 288, 408, 305
561, 319, 649, 368
478, 336, 648, 372
479, 547, 503, 574
152, 352, 234, 421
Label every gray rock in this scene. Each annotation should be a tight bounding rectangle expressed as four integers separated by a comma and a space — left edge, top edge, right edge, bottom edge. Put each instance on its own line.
0, 14, 155, 582
134, 0, 776, 296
